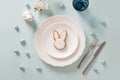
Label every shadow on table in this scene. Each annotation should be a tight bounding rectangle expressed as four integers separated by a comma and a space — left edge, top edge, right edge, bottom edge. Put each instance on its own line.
25, 18, 38, 33
78, 9, 99, 28
45, 61, 78, 73
77, 9, 106, 36
39, 9, 54, 17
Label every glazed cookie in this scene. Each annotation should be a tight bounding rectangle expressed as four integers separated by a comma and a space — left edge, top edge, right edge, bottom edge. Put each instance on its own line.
53, 30, 67, 50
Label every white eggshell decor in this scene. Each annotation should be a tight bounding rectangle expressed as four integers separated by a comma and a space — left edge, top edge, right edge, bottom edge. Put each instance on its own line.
22, 10, 33, 22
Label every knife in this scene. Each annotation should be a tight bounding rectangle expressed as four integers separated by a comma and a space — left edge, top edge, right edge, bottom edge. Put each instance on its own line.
82, 41, 106, 75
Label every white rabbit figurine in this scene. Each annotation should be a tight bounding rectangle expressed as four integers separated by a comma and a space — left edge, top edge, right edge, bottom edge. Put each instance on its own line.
53, 30, 67, 50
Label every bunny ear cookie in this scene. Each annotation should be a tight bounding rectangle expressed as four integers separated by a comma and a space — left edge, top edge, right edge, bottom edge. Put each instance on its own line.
53, 30, 60, 41
61, 30, 67, 41
53, 30, 68, 50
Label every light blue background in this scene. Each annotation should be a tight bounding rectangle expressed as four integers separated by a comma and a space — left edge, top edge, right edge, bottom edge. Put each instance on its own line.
0, 0, 120, 80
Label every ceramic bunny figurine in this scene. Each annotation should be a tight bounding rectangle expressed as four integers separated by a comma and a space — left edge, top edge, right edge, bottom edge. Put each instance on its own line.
53, 30, 67, 50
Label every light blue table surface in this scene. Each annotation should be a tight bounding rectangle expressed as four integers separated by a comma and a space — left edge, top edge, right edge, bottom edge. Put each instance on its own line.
0, 0, 120, 80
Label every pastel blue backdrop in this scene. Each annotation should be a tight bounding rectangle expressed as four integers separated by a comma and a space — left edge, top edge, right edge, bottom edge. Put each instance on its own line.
0, 0, 119, 80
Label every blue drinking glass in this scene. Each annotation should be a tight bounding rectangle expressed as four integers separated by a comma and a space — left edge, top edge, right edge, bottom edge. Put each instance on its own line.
73, 0, 89, 11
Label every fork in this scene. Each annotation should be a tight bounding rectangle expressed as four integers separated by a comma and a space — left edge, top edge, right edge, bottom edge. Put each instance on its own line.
77, 38, 99, 68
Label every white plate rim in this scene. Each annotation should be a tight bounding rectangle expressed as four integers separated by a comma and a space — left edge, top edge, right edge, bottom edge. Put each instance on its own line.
34, 15, 86, 67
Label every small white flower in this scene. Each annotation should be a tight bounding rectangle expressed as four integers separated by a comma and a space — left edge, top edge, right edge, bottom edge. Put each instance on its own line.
34, 0, 48, 12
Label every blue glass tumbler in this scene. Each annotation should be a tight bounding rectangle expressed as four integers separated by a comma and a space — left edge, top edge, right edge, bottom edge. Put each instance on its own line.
73, 0, 89, 11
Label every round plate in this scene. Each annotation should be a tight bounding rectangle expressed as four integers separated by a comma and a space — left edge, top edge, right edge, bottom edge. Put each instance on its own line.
43, 22, 79, 59
34, 15, 86, 67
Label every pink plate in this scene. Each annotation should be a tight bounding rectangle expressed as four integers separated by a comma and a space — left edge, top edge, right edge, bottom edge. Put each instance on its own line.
34, 15, 86, 67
